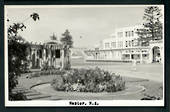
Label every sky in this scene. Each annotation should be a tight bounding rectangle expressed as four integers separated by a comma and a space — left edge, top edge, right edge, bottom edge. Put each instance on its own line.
5, 5, 163, 48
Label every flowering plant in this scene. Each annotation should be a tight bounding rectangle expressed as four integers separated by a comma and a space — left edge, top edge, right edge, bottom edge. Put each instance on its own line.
51, 67, 125, 92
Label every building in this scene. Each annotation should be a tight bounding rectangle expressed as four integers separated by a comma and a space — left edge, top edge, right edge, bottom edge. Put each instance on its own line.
26, 39, 63, 69
26, 41, 89, 70
85, 25, 163, 63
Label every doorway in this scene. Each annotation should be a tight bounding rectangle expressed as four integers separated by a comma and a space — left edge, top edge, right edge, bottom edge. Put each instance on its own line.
152, 46, 160, 62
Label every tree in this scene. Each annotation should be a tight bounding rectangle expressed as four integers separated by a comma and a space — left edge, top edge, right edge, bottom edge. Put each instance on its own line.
8, 13, 40, 37
136, 6, 163, 46
30, 13, 40, 21
60, 29, 73, 48
50, 33, 57, 41
60, 29, 73, 70
8, 13, 40, 100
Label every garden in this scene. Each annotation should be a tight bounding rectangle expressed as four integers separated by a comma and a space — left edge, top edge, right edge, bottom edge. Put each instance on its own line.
51, 67, 125, 93
8, 6, 163, 100
27, 67, 125, 93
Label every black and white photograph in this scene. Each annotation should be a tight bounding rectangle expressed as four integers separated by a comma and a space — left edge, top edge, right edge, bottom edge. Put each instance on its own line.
5, 5, 164, 106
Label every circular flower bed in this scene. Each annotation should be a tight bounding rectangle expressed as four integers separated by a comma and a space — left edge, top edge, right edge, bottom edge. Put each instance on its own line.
51, 67, 125, 93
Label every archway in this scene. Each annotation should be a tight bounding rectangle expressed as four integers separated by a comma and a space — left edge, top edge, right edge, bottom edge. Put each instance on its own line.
152, 46, 160, 62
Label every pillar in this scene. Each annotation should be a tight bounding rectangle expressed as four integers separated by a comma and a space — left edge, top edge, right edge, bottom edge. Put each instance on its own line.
148, 48, 153, 63
160, 47, 163, 64
48, 47, 51, 66
61, 49, 65, 69
140, 50, 143, 64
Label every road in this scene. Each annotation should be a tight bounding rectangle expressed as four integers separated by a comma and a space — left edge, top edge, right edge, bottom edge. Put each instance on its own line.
71, 59, 163, 82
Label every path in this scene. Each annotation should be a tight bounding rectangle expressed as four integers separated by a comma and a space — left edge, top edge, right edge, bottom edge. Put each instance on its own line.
72, 62, 163, 82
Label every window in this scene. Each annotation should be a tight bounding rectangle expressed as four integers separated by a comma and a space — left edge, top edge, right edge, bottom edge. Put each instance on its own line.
125, 40, 134, 47
112, 51, 115, 57
129, 41, 131, 47
117, 32, 123, 38
131, 31, 134, 37
128, 32, 130, 37
132, 40, 134, 46
125, 31, 134, 37
125, 41, 128, 47
125, 32, 128, 37
133, 39, 139, 46
105, 43, 110, 48
111, 42, 116, 48
55, 49, 60, 58
118, 41, 123, 48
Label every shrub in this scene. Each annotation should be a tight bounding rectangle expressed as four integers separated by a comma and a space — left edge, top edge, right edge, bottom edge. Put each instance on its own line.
9, 92, 27, 101
51, 67, 125, 93
51, 78, 65, 91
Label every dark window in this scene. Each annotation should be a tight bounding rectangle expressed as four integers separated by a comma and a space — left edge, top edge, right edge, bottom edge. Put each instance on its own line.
125, 41, 128, 47
55, 49, 60, 58
131, 54, 134, 59
39, 50, 42, 58
132, 31, 134, 37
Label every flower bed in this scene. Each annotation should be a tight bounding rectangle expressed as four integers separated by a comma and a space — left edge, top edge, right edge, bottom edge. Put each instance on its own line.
51, 67, 125, 93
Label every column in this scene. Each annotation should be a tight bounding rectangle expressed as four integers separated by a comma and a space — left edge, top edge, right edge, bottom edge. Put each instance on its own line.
140, 49, 143, 64
48, 47, 51, 66
29, 48, 33, 69
43, 48, 46, 63
148, 48, 153, 63
61, 49, 65, 69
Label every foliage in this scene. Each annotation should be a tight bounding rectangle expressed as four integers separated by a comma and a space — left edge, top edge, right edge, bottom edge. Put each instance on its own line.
8, 23, 26, 36
9, 92, 27, 101
8, 13, 40, 100
8, 37, 30, 93
30, 13, 40, 21
51, 67, 125, 93
136, 6, 163, 46
141, 94, 161, 100
60, 29, 73, 48
60, 29, 73, 70
8, 13, 40, 37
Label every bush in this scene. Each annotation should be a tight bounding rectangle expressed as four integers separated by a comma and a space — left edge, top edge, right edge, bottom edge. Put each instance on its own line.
9, 92, 27, 101
51, 67, 125, 93
51, 78, 65, 91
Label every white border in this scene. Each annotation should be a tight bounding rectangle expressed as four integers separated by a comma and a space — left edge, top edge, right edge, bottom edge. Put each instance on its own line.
5, 5, 165, 107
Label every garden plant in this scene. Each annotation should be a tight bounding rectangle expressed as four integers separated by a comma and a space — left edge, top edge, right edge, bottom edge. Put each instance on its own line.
51, 67, 125, 93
